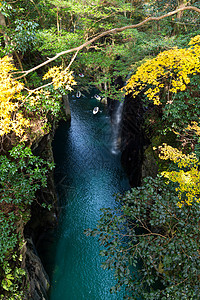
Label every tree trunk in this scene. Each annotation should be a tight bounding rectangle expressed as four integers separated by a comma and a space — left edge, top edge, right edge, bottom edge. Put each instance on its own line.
177, 0, 188, 19
173, 0, 188, 34
0, 12, 13, 58
0, 12, 9, 46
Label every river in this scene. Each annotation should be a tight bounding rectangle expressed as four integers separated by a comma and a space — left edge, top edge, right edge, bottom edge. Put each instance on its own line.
41, 92, 130, 299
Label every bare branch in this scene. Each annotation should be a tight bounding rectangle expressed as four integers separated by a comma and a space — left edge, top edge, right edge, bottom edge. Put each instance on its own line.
66, 50, 79, 69
15, 6, 200, 79
24, 82, 52, 93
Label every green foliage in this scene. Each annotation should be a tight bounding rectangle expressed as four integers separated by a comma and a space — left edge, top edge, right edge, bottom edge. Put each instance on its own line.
26, 71, 43, 87
0, 261, 25, 299
161, 74, 200, 132
0, 212, 18, 262
86, 176, 200, 299
143, 0, 200, 35
10, 20, 39, 54
0, 1, 200, 299
25, 87, 62, 119
0, 1, 12, 18
126, 35, 200, 137
0, 144, 54, 298
33, 0, 146, 99
0, 1, 39, 55
0, 144, 54, 207
36, 29, 84, 57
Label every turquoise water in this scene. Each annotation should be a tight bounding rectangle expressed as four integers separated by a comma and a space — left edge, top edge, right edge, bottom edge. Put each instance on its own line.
48, 93, 130, 299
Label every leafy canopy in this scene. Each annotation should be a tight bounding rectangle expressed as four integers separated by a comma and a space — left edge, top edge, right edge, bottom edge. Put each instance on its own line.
0, 56, 28, 137
0, 56, 76, 141
125, 35, 200, 105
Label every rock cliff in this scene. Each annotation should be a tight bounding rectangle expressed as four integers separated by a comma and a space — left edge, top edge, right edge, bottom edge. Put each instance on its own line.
23, 95, 71, 299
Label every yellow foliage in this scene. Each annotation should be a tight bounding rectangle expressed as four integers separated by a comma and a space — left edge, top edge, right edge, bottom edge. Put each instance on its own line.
27, 89, 51, 109
0, 56, 30, 138
0, 57, 77, 142
157, 143, 200, 207
125, 36, 200, 105
43, 66, 76, 90
158, 143, 198, 168
185, 121, 200, 136
188, 35, 200, 46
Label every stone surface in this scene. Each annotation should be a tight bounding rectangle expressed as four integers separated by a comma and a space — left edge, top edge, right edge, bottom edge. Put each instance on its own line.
25, 238, 50, 300
120, 92, 159, 186
120, 93, 147, 187
142, 144, 158, 180
62, 94, 71, 121
24, 131, 58, 300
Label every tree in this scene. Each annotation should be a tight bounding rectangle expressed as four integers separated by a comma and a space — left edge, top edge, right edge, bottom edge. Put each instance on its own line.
86, 175, 200, 299
14, 6, 200, 94
125, 35, 200, 132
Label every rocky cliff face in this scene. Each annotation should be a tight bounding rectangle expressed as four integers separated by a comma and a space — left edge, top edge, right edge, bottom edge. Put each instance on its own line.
24, 238, 50, 300
119, 92, 160, 186
23, 95, 71, 300
62, 94, 71, 122
107, 75, 154, 187
120, 93, 148, 187
23, 132, 58, 299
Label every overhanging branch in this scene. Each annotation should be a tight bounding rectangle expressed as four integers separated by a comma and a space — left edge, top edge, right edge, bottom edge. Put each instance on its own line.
15, 6, 200, 79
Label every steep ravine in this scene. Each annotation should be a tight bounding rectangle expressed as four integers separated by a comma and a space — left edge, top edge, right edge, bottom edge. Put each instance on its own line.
24, 92, 155, 299
24, 133, 57, 300
23, 95, 71, 299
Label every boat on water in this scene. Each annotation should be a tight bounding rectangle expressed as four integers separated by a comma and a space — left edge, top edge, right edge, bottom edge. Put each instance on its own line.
93, 107, 99, 114
94, 94, 101, 101
76, 91, 82, 98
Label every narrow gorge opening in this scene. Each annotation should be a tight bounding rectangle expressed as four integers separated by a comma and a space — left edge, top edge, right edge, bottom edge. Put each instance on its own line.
38, 91, 136, 299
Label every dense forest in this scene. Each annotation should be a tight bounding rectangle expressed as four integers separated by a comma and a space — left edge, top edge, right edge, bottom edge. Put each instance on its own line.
0, 0, 200, 299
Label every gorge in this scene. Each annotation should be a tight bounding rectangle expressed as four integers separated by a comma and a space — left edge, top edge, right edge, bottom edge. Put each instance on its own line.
37, 92, 132, 299
1, 3, 199, 298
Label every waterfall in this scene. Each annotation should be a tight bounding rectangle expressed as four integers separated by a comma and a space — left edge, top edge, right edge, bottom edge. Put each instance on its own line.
111, 100, 124, 154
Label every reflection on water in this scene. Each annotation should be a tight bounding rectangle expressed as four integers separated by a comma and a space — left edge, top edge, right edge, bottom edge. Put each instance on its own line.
42, 93, 130, 300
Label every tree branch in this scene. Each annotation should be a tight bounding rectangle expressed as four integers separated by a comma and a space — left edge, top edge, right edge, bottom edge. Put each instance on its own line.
15, 6, 200, 79
24, 82, 52, 94
66, 49, 79, 69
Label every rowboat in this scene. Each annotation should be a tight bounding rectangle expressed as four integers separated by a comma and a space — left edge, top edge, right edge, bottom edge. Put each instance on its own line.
93, 107, 99, 114
76, 91, 82, 98
94, 94, 101, 101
